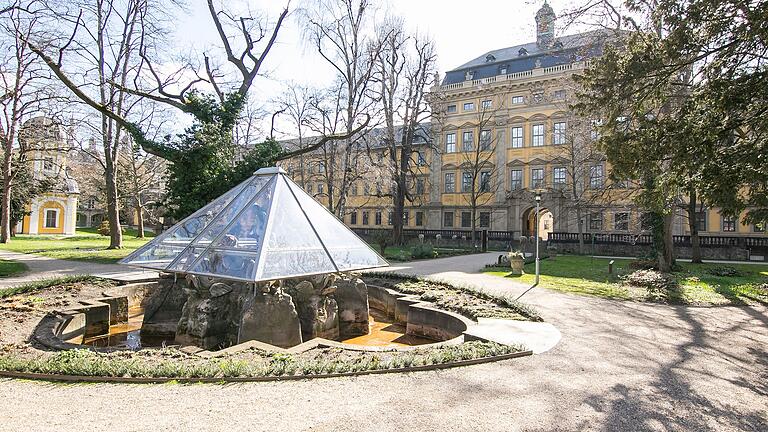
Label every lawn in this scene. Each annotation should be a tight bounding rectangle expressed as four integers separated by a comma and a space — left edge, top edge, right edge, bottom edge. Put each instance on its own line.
0, 259, 28, 278
483, 255, 768, 305
0, 229, 153, 264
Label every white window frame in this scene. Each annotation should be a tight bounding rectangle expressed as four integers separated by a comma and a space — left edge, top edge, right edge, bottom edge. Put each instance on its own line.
553, 122, 566, 145
511, 96, 524, 104
445, 133, 456, 153
481, 100, 492, 110
532, 124, 545, 147
44, 208, 59, 229
553, 167, 566, 187
531, 168, 545, 188
444, 173, 456, 193
510, 169, 523, 190
463, 102, 475, 111
462, 131, 474, 151
511, 126, 523, 148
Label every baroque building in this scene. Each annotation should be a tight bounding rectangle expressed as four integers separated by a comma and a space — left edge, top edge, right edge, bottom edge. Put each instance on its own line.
16, 116, 79, 235
284, 2, 766, 240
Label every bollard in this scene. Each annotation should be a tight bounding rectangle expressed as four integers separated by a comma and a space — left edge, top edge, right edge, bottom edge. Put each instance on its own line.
608, 259, 615, 274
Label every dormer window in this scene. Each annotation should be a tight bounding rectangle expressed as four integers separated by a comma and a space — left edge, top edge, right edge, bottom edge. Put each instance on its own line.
518, 48, 528, 56
553, 40, 564, 50
43, 156, 54, 172
499, 65, 508, 75
465, 70, 474, 80
485, 54, 496, 62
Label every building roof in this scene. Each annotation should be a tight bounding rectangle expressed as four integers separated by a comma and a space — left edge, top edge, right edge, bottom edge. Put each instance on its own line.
442, 30, 611, 86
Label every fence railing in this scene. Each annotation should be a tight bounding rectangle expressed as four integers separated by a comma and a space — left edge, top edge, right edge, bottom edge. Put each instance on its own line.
549, 232, 768, 248
351, 227, 518, 242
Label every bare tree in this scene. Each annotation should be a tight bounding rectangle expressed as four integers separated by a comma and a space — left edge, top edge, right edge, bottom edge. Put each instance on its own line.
0, 3, 61, 243
373, 17, 436, 245
301, 0, 381, 218
273, 83, 322, 187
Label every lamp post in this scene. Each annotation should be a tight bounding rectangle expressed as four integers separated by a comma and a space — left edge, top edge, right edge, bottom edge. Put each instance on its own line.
534, 191, 542, 285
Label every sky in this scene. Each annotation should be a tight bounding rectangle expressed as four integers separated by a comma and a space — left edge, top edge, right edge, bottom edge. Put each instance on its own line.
169, 0, 582, 136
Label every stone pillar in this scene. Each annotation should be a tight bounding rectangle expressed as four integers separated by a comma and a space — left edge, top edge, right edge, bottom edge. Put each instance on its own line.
284, 274, 339, 341
64, 197, 78, 235
28, 201, 39, 234
335, 277, 369, 338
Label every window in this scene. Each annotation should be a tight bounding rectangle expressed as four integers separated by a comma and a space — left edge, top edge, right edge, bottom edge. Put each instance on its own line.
532, 124, 544, 147
417, 151, 427, 166
463, 102, 474, 111
481, 100, 492, 109
553, 122, 566, 145
447, 104, 457, 113
461, 211, 472, 228
553, 167, 566, 188
415, 211, 424, 226
443, 212, 454, 227
306, 183, 312, 193
445, 133, 456, 153
362, 211, 369, 225
350, 211, 358, 225
403, 211, 409, 226
317, 183, 324, 195
754, 222, 766, 232
511, 126, 523, 148
86, 198, 96, 210
510, 169, 523, 190
44, 209, 58, 228
589, 213, 603, 230
479, 130, 492, 150
553, 90, 566, 100
350, 183, 358, 196
614, 212, 629, 231
462, 172, 473, 192
695, 211, 707, 232
318, 161, 326, 173
375, 183, 382, 195
590, 119, 602, 140
479, 212, 490, 228
444, 173, 456, 193
480, 171, 491, 192
387, 212, 393, 225
722, 215, 736, 232
364, 183, 370, 195
416, 178, 425, 195
531, 168, 544, 188
512, 96, 524, 104
640, 212, 654, 231
462, 131, 474, 151
500, 66, 507, 75
589, 165, 604, 189
375, 211, 382, 226
43, 157, 54, 172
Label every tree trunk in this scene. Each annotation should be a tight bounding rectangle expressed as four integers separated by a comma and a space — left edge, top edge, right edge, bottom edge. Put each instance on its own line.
687, 188, 702, 263
658, 212, 674, 272
105, 158, 123, 249
135, 201, 145, 239
0, 169, 11, 244
576, 207, 584, 255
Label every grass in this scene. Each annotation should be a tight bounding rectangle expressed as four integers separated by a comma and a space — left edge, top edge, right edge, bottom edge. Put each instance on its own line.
0, 341, 525, 379
483, 255, 768, 305
0, 229, 153, 264
0, 275, 106, 299
364, 272, 542, 321
0, 259, 27, 278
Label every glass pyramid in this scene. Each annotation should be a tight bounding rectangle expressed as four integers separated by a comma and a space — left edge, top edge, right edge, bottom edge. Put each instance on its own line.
120, 167, 389, 282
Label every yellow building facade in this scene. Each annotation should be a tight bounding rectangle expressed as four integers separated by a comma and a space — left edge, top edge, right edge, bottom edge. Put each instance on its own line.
284, 3, 765, 240
16, 117, 79, 236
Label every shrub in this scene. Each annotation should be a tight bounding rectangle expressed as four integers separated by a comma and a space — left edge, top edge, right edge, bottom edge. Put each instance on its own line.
411, 244, 437, 259
628, 259, 657, 270
706, 265, 743, 277
622, 269, 678, 301
97, 220, 125, 236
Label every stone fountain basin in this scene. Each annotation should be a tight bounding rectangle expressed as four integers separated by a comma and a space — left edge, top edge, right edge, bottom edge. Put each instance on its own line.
32, 281, 476, 354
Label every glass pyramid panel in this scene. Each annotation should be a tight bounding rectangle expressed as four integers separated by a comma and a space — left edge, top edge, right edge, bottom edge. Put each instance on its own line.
192, 176, 272, 246
286, 178, 388, 271
120, 177, 254, 267
121, 167, 388, 281
210, 179, 275, 251
256, 177, 336, 280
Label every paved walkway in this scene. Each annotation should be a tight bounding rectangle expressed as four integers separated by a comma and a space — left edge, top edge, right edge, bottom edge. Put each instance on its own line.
0, 251, 156, 288
1, 253, 766, 431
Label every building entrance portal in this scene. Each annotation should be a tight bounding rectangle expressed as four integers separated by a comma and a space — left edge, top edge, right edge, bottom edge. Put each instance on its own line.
522, 207, 554, 240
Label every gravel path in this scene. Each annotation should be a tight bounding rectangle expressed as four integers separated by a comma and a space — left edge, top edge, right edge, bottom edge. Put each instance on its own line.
1, 252, 766, 432
0, 251, 154, 288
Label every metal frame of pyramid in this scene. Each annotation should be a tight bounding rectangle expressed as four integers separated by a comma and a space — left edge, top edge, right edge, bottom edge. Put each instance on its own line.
119, 167, 389, 282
